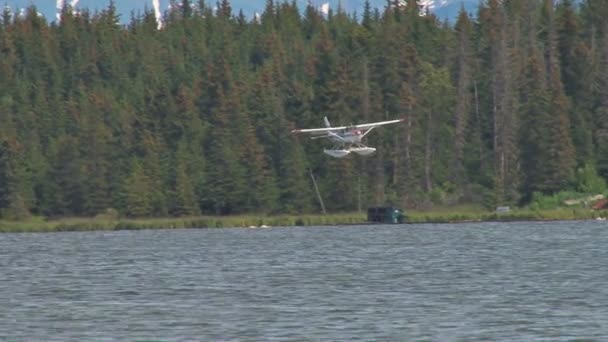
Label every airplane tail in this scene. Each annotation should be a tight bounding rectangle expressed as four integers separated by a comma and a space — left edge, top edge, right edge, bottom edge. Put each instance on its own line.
324, 116, 331, 128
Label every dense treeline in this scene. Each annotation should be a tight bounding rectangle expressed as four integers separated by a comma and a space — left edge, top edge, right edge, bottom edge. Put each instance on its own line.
1, 0, 607, 219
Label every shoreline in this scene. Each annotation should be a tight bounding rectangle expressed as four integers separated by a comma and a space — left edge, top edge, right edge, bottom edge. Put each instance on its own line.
1, 208, 607, 233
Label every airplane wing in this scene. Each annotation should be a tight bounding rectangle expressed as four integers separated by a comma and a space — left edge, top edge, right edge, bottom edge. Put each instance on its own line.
352, 118, 405, 130
291, 118, 404, 134
291, 126, 349, 134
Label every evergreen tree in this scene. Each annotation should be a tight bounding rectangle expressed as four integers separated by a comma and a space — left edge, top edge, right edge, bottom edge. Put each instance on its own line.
540, 0, 577, 192
451, 6, 474, 189
123, 160, 153, 217
520, 51, 550, 198
0, 140, 30, 219
557, 0, 594, 165
45, 136, 85, 216
277, 131, 314, 214
0, 141, 11, 214
595, 27, 608, 179
171, 140, 200, 216
419, 62, 454, 194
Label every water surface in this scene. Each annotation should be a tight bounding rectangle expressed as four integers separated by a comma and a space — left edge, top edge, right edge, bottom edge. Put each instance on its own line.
1, 221, 607, 341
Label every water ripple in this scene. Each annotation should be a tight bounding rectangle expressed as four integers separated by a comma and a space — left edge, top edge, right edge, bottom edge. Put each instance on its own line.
1, 221, 608, 341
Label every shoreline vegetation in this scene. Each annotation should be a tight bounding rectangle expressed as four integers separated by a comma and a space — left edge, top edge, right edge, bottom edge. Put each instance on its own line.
4, 2, 608, 224
2, 207, 607, 233
4, 2, 608, 229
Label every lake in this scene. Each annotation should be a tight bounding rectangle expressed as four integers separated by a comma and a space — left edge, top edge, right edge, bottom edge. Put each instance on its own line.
1, 221, 607, 341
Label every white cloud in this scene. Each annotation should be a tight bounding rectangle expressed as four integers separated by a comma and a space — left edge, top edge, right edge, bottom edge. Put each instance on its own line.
56, 0, 64, 21
152, 0, 163, 29
319, 2, 329, 15
56, 0, 80, 21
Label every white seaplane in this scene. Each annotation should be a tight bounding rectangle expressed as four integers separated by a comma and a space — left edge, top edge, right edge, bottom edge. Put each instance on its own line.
291, 117, 405, 158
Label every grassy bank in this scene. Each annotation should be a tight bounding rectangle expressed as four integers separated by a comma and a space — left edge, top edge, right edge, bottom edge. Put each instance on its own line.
0, 213, 367, 233
1, 207, 607, 233
407, 207, 608, 223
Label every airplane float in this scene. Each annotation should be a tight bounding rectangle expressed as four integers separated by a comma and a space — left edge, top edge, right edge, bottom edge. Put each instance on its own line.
291, 117, 405, 158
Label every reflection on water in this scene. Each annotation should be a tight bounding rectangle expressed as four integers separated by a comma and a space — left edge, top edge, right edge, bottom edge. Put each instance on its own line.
1, 221, 607, 341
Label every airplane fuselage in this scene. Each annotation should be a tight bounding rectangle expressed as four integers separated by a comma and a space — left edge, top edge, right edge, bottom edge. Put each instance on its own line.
330, 129, 364, 144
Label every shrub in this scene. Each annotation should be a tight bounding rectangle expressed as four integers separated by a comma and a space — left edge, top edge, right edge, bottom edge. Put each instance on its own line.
575, 163, 607, 194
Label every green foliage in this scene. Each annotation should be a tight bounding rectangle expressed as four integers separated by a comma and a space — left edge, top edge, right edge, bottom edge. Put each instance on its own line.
123, 161, 153, 217
0, 1, 606, 219
0, 141, 10, 213
0, 140, 31, 219
0, 213, 368, 233
407, 207, 604, 223
575, 163, 607, 193
528, 190, 593, 211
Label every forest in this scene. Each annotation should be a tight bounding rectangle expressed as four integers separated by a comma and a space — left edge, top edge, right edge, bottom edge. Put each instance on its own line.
1, 0, 608, 219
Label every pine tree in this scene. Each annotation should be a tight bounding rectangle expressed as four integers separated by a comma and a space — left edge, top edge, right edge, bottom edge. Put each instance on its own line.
557, 0, 594, 165
540, 0, 577, 193
277, 131, 313, 214
237, 108, 280, 213
478, 0, 520, 205
521, 52, 551, 197
542, 68, 577, 192
362, 0, 373, 30
0, 140, 11, 214
171, 140, 200, 216
182, 0, 193, 18
0, 140, 30, 219
141, 130, 170, 216
451, 6, 474, 188
200, 58, 248, 214
123, 160, 153, 217
218, 0, 232, 19
419, 62, 454, 195
595, 26, 608, 179
43, 136, 85, 216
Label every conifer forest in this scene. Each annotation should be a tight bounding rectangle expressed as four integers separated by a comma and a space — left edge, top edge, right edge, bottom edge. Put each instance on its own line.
1, 0, 608, 219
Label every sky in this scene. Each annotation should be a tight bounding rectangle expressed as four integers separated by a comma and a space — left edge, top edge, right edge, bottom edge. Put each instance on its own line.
5, 0, 478, 25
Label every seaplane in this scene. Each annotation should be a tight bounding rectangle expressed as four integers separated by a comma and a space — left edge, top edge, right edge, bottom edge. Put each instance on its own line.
291, 117, 405, 158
